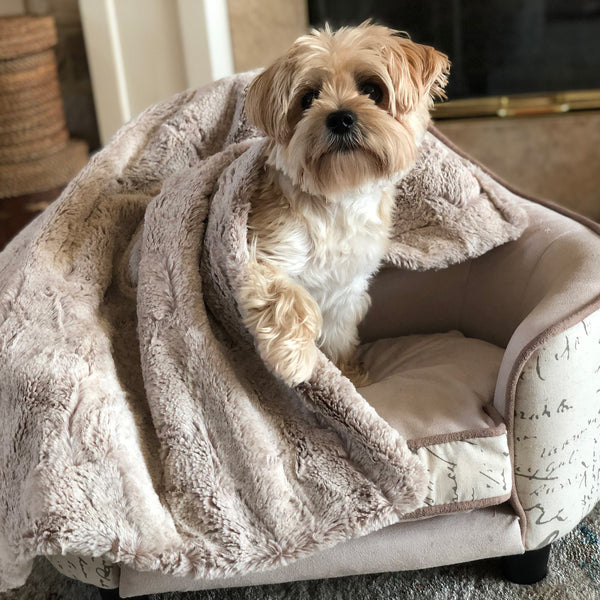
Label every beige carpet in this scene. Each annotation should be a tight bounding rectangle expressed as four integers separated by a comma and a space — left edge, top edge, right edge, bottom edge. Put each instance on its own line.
2, 503, 599, 599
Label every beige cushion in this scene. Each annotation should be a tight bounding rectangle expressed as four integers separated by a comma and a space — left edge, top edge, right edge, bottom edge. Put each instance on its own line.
357, 331, 511, 516
357, 331, 503, 440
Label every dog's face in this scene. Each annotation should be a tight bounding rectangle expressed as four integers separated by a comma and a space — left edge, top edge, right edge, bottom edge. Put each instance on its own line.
245, 23, 450, 197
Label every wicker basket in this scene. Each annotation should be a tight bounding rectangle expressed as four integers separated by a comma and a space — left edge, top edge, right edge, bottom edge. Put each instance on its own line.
0, 76, 61, 113
0, 16, 57, 59
0, 15, 88, 200
0, 140, 88, 198
0, 128, 69, 164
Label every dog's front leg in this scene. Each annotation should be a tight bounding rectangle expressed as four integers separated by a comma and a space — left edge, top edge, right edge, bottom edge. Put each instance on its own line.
319, 289, 371, 387
238, 260, 322, 386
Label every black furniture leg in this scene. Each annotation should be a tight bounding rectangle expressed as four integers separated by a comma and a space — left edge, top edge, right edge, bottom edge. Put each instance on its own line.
97, 588, 151, 600
97, 588, 152, 600
501, 544, 552, 584
97, 588, 121, 600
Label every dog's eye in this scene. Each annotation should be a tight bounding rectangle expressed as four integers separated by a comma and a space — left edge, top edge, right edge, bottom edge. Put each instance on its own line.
301, 89, 319, 110
359, 82, 383, 105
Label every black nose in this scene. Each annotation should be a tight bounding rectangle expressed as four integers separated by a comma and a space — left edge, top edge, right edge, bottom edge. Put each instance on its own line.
326, 110, 356, 135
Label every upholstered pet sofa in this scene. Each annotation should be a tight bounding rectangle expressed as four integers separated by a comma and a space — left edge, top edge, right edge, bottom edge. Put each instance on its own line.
1, 71, 598, 596
42, 130, 600, 598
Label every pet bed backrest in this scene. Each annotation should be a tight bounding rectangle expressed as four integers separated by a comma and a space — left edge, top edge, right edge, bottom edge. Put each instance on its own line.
361, 201, 600, 348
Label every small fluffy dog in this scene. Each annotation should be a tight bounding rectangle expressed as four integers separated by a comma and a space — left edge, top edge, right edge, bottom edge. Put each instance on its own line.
239, 23, 450, 385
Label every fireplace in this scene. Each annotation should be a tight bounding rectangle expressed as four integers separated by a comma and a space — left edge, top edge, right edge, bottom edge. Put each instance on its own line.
307, 0, 600, 119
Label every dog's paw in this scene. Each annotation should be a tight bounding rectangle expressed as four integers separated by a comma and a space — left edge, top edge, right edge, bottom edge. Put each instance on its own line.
338, 361, 371, 388
265, 334, 320, 386
251, 292, 321, 385
239, 264, 322, 386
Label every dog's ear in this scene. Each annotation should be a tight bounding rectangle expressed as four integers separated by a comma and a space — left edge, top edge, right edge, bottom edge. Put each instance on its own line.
245, 59, 294, 144
386, 34, 450, 113
419, 43, 451, 102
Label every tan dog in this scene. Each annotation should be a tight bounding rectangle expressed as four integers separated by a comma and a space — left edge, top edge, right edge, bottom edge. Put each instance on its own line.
239, 23, 450, 386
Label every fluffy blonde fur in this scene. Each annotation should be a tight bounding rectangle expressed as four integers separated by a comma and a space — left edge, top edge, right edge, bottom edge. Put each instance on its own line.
239, 23, 450, 385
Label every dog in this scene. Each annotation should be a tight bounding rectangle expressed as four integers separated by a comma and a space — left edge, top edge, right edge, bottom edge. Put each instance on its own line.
238, 22, 450, 386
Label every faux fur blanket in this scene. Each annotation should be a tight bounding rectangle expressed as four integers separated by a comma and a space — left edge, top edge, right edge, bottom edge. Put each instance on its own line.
0, 72, 527, 591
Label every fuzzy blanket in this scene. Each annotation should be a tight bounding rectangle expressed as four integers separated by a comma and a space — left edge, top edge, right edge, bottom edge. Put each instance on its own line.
0, 72, 527, 591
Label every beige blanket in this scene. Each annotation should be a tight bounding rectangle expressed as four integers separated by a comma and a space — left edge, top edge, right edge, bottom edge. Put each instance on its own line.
0, 72, 526, 591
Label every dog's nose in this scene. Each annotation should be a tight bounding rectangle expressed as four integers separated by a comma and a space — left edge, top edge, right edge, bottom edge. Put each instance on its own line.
326, 110, 356, 135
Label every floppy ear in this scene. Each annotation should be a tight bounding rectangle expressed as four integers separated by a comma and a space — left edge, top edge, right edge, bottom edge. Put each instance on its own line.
419, 44, 451, 102
245, 58, 294, 144
387, 34, 451, 112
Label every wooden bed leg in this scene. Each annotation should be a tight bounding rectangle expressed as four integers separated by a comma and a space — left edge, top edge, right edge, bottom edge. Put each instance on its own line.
501, 544, 551, 584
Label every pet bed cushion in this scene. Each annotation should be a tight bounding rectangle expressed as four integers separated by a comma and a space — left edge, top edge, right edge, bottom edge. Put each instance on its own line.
358, 331, 511, 515
358, 331, 504, 439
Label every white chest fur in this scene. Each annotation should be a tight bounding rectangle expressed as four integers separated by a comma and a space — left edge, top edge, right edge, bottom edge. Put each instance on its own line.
248, 171, 397, 362
293, 185, 393, 295
253, 175, 393, 284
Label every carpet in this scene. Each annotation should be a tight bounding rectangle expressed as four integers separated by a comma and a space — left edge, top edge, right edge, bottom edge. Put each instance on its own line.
3, 504, 600, 599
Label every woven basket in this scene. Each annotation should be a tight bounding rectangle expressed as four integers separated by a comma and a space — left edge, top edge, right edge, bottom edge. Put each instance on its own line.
0, 93, 63, 130
0, 16, 89, 199
0, 129, 69, 164
0, 59, 57, 95
0, 16, 57, 59
0, 76, 61, 113
0, 139, 88, 199
0, 48, 55, 74
0, 100, 66, 145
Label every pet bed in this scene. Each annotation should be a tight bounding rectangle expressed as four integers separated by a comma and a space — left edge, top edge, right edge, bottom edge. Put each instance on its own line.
0, 71, 527, 591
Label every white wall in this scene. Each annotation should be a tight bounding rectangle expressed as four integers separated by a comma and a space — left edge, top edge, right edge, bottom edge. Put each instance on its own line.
78, 0, 234, 145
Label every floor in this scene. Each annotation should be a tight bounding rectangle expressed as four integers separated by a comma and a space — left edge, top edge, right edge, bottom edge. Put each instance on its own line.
0, 186, 63, 250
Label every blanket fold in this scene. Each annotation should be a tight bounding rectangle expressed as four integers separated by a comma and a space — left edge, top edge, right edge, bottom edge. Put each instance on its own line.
0, 72, 526, 591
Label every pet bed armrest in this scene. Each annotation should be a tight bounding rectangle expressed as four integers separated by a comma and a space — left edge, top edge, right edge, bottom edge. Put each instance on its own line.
504, 308, 600, 551
46, 554, 120, 589
489, 202, 600, 551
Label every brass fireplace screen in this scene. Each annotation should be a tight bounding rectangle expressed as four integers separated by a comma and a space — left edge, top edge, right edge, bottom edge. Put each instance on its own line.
434, 89, 600, 119
307, 0, 600, 119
